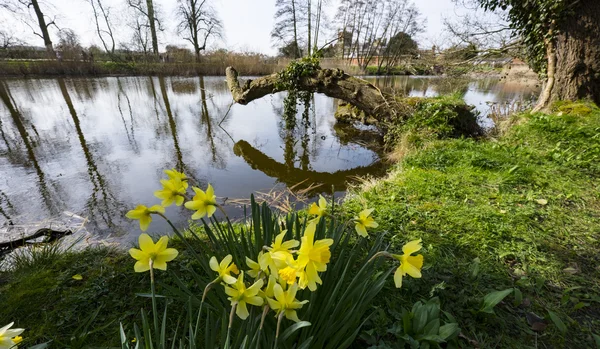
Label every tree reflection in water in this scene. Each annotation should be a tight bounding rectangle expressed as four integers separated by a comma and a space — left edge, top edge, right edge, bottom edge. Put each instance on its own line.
0, 81, 56, 214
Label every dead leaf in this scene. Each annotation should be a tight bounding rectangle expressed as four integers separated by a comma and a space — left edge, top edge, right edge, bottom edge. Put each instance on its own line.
536, 199, 548, 205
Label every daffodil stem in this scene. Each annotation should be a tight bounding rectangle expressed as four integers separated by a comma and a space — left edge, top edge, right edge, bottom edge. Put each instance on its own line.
155, 212, 186, 241
217, 204, 228, 218
274, 312, 284, 349
225, 303, 237, 349
149, 261, 159, 347
367, 251, 392, 264
193, 281, 215, 337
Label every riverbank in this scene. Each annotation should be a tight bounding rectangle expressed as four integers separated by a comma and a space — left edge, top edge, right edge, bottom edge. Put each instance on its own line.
1, 101, 599, 347
0, 60, 287, 77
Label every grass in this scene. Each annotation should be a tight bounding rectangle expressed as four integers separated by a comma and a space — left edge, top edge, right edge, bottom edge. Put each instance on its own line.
344, 101, 600, 348
1, 101, 599, 348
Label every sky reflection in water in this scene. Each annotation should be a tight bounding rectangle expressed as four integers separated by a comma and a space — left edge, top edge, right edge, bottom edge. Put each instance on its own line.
0, 76, 539, 241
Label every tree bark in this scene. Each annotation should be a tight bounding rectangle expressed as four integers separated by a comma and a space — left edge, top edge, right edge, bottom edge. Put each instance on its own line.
225, 67, 398, 121
549, 0, 600, 106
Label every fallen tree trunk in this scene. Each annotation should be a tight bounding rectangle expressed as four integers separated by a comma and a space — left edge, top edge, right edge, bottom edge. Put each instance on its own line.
0, 228, 72, 253
225, 67, 399, 121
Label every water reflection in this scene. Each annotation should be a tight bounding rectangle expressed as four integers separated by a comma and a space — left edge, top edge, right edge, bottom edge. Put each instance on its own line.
0, 76, 537, 241
0, 81, 56, 214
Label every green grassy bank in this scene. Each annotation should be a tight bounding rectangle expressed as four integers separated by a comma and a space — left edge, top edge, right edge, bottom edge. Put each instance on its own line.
1, 102, 599, 348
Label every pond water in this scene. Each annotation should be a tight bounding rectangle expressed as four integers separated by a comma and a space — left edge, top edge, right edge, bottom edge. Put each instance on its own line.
0, 75, 540, 241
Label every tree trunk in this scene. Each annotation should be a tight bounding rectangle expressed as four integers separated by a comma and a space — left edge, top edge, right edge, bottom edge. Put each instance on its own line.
31, 0, 55, 58
146, 0, 159, 56
225, 66, 398, 121
549, 0, 600, 106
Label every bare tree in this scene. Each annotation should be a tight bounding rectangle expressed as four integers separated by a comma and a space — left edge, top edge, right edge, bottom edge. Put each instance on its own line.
176, 0, 223, 62
271, 0, 306, 58
335, 0, 424, 72
126, 0, 160, 56
85, 0, 116, 56
0, 29, 24, 49
4, 0, 58, 57
129, 14, 150, 55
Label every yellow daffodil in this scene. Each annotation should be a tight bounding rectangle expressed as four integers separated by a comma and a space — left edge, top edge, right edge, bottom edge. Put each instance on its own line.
185, 184, 218, 219
224, 272, 264, 320
164, 168, 188, 189
308, 195, 328, 222
129, 234, 179, 272
296, 223, 334, 291
267, 283, 309, 322
259, 275, 278, 299
210, 254, 239, 284
246, 253, 269, 278
126, 204, 165, 231
154, 178, 186, 207
392, 239, 424, 288
261, 231, 299, 274
278, 265, 298, 285
0, 322, 24, 349
354, 208, 378, 237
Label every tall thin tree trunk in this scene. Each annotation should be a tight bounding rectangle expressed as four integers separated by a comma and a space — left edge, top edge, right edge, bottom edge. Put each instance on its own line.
307, 0, 311, 56
31, 0, 54, 58
292, 0, 300, 58
146, 0, 159, 56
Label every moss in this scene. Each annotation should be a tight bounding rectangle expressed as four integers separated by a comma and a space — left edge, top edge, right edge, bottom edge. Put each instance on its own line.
385, 95, 481, 154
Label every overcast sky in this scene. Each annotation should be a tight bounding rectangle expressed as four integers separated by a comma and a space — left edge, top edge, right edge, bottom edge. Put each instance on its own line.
1, 0, 472, 55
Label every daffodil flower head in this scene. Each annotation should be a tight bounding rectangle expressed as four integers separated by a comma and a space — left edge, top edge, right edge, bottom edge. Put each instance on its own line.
267, 283, 309, 323
154, 178, 187, 207
129, 234, 179, 272
0, 322, 24, 349
268, 231, 299, 271
126, 204, 165, 231
185, 184, 218, 220
164, 168, 189, 189
259, 274, 279, 299
354, 208, 378, 237
210, 254, 239, 284
392, 238, 424, 288
296, 222, 334, 291
308, 195, 328, 222
224, 271, 265, 320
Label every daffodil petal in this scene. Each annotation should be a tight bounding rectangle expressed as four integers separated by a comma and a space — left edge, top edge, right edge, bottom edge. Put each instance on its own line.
153, 260, 168, 270
402, 238, 422, 255
222, 275, 237, 285
246, 296, 263, 307
220, 255, 233, 270
156, 248, 179, 263
236, 301, 249, 320
318, 195, 327, 209
394, 267, 403, 288
209, 256, 219, 272
155, 236, 169, 253
206, 204, 217, 218
407, 254, 424, 270
138, 234, 155, 252
134, 261, 151, 273
285, 310, 300, 322
355, 223, 368, 237
191, 207, 207, 220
